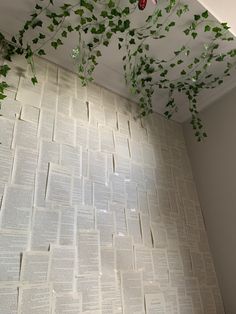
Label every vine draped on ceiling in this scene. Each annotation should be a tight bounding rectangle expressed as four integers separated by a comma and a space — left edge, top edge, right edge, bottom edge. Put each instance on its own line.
0, 0, 236, 140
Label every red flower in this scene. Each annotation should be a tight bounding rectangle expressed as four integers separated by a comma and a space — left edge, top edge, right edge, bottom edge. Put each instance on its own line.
138, 0, 157, 10
138, 0, 147, 10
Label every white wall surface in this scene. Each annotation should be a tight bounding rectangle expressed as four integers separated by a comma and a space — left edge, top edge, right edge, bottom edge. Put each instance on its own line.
184, 88, 236, 314
0, 55, 224, 313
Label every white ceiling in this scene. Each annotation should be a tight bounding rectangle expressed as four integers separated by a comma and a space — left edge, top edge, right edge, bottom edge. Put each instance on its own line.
197, 0, 236, 36
0, 0, 235, 122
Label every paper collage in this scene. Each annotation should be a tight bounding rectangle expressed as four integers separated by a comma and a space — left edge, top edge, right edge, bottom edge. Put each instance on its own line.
0, 56, 225, 313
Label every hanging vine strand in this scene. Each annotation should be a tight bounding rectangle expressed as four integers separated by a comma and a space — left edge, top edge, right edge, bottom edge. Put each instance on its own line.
0, 0, 236, 140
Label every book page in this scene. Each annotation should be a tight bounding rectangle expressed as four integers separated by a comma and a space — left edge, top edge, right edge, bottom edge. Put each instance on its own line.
38, 108, 55, 140
0, 117, 14, 147
20, 251, 50, 283
125, 181, 138, 211
88, 125, 100, 151
0, 229, 28, 252
117, 112, 130, 136
140, 214, 153, 248
38, 140, 60, 172
0, 98, 21, 119
0, 284, 18, 314
93, 182, 110, 211
113, 235, 133, 271
96, 210, 115, 246
152, 249, 169, 288
88, 151, 107, 184
145, 293, 166, 314
126, 210, 142, 244
53, 293, 82, 314
101, 275, 117, 314
110, 203, 127, 236
61, 144, 82, 177
0, 184, 33, 231
99, 126, 115, 153
71, 97, 88, 122
104, 107, 117, 129
77, 230, 101, 275
76, 274, 101, 313
49, 246, 76, 293
75, 120, 88, 149
129, 140, 143, 164
41, 81, 57, 110
58, 205, 76, 246
16, 77, 42, 107
31, 208, 60, 251
100, 246, 116, 277
34, 171, 48, 207
83, 178, 93, 207
151, 222, 168, 248
114, 132, 130, 158
114, 154, 130, 179
12, 119, 38, 150
18, 283, 52, 314
120, 271, 145, 314
138, 190, 149, 215
76, 205, 95, 230
0, 146, 13, 187
54, 114, 76, 146
20, 105, 40, 124
134, 246, 154, 282
0, 251, 21, 281
46, 163, 72, 205
12, 146, 37, 186
72, 176, 83, 205
110, 174, 126, 205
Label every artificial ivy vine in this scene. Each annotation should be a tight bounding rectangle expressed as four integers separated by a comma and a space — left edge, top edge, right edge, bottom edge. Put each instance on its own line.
0, 0, 236, 140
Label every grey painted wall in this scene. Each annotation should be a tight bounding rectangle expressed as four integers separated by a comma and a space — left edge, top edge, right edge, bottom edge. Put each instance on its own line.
184, 87, 236, 314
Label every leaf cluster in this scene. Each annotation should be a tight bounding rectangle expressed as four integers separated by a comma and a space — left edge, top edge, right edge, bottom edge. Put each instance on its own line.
0, 0, 236, 141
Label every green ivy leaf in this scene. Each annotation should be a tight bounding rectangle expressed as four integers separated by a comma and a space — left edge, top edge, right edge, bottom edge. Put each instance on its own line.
221, 22, 230, 30
39, 33, 46, 39
106, 32, 112, 39
38, 49, 46, 56
0, 65, 11, 77
31, 76, 38, 85
202, 10, 209, 18
67, 25, 73, 32
74, 9, 84, 16
108, 0, 115, 9
100, 11, 108, 18
48, 24, 54, 32
32, 19, 43, 29
123, 20, 130, 30
184, 29, 190, 35
96, 50, 102, 57
35, 4, 42, 10
122, 7, 130, 15
129, 38, 135, 44
212, 26, 221, 33
81, 0, 94, 12
61, 30, 67, 38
